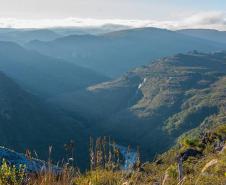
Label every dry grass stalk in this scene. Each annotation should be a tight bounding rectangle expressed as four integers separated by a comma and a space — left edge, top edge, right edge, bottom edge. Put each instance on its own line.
201, 159, 218, 173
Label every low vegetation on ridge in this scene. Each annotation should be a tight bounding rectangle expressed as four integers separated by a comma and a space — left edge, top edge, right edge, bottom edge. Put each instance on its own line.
0, 123, 225, 185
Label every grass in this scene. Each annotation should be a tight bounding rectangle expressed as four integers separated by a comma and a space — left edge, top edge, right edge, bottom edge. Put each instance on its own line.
0, 124, 225, 185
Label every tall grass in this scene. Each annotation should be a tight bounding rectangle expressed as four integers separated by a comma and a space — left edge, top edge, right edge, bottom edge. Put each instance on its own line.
0, 132, 225, 185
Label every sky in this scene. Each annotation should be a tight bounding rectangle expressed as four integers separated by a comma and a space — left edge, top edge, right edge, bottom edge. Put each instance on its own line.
0, 0, 225, 30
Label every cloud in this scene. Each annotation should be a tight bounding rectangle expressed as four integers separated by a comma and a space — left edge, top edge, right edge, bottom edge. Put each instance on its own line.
181, 11, 226, 29
0, 11, 225, 30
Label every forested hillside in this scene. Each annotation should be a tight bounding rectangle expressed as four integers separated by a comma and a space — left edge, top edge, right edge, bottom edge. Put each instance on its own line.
50, 51, 226, 161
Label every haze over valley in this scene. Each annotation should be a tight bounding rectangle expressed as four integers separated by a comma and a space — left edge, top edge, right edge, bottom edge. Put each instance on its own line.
0, 1, 226, 184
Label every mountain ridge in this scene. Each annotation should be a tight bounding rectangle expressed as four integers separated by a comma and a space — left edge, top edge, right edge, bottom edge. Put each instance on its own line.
49, 51, 226, 161
178, 29, 226, 44
0, 70, 92, 169
0, 41, 108, 97
26, 27, 226, 77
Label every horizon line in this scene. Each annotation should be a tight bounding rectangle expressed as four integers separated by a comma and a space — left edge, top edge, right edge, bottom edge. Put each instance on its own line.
0, 15, 225, 31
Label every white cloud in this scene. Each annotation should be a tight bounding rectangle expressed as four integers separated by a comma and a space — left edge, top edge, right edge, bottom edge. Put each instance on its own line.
180, 11, 226, 30
0, 11, 225, 30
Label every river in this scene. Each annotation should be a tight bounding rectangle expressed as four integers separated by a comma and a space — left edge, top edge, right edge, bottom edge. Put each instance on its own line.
115, 145, 137, 170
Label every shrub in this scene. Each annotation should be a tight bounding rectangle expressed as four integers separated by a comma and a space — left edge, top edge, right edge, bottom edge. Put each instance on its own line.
0, 159, 25, 185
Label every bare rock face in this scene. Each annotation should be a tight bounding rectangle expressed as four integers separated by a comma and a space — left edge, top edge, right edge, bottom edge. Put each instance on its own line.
180, 148, 202, 161
0, 146, 61, 174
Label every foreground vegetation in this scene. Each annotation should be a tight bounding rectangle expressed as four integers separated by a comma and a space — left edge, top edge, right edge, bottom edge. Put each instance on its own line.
0, 124, 225, 185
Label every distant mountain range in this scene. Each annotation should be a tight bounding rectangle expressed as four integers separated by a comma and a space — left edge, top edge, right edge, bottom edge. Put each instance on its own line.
178, 29, 226, 44
0, 29, 61, 44
51, 24, 131, 36
27, 27, 226, 77
0, 41, 108, 97
0, 24, 130, 44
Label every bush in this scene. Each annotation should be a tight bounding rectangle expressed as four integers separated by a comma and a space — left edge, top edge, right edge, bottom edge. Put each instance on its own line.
0, 159, 25, 185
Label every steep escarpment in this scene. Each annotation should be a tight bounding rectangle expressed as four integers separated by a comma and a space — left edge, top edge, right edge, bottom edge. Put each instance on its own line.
0, 71, 90, 168
50, 51, 226, 161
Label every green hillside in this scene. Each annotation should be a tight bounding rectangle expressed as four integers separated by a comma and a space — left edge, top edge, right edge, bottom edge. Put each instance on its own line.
51, 51, 226, 162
